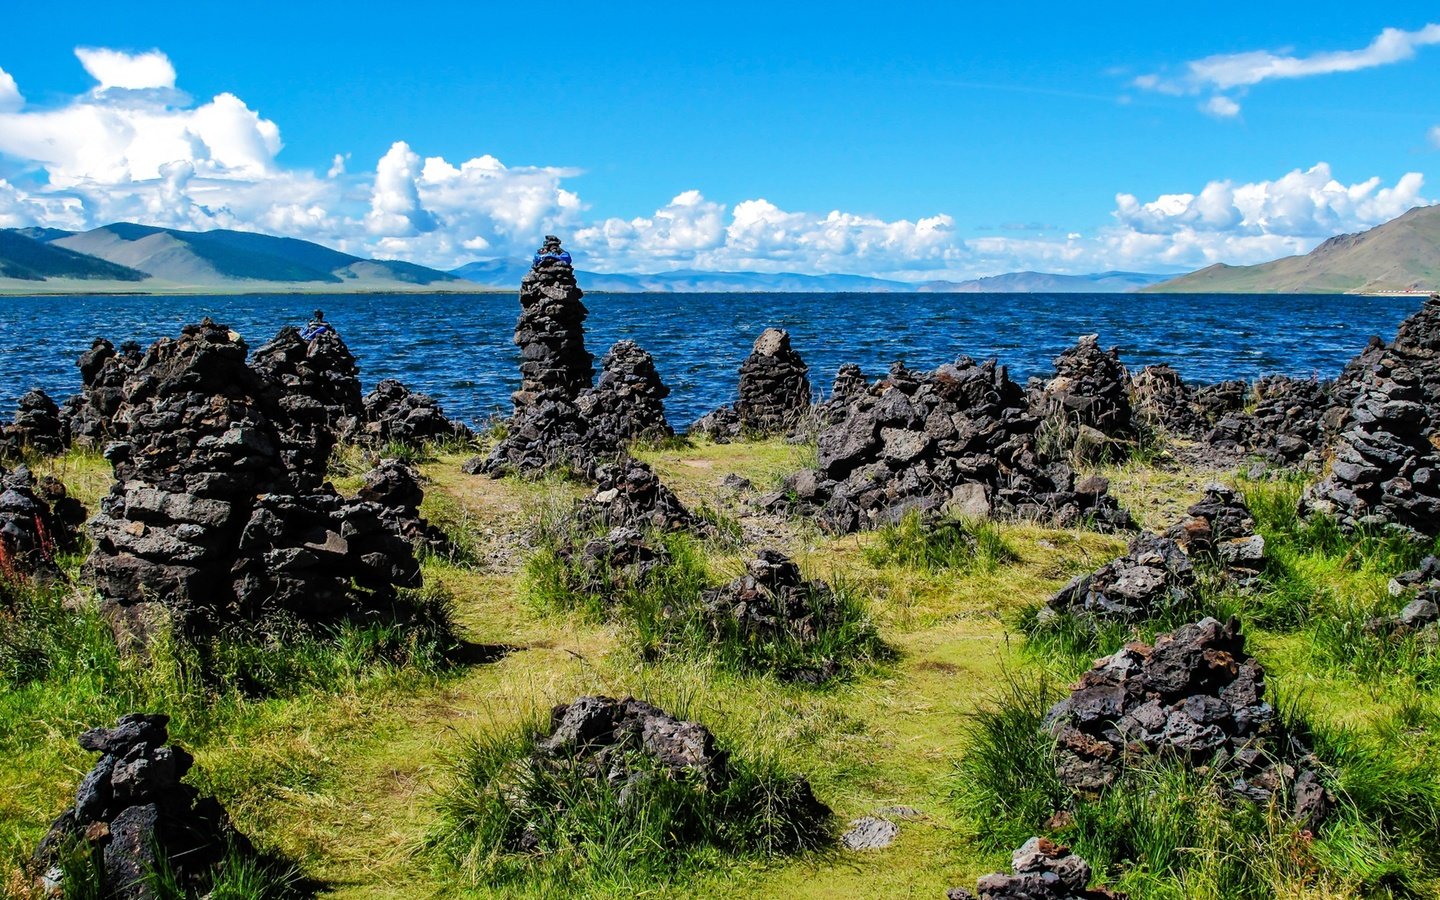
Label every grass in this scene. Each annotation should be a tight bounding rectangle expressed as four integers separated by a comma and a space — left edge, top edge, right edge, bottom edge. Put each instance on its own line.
863, 513, 1019, 574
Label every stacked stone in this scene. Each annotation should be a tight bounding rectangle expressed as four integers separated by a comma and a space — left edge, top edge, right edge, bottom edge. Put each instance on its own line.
1130, 364, 1205, 437
1045, 534, 1196, 623
492, 695, 828, 852
1166, 484, 1265, 580
356, 378, 470, 448
1371, 556, 1440, 637
809, 363, 870, 427
82, 319, 421, 638
690, 328, 812, 439
1046, 617, 1329, 827
1191, 379, 1247, 424
1300, 359, 1440, 540
250, 323, 363, 478
1, 388, 68, 458
1205, 376, 1332, 467
555, 525, 672, 601
946, 838, 1121, 900
1324, 294, 1440, 447
473, 393, 615, 477
0, 465, 85, 576
578, 457, 699, 532
358, 459, 450, 555
574, 339, 673, 443
30, 714, 259, 900
512, 236, 593, 411
765, 357, 1135, 534
1034, 334, 1134, 439
63, 339, 142, 446
700, 549, 850, 682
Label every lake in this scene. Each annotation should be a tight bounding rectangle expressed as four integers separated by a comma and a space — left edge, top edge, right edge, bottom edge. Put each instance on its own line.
0, 291, 1421, 428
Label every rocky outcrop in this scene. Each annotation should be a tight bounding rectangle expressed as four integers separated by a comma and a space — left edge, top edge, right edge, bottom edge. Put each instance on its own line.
1301, 359, 1440, 540
1034, 334, 1133, 440
0, 464, 85, 576
1046, 534, 1196, 623
30, 714, 259, 900
574, 339, 673, 443
947, 838, 1122, 900
82, 320, 421, 640
511, 235, 593, 411
690, 328, 811, 439
355, 378, 470, 448
1, 389, 68, 458
63, 339, 142, 447
250, 323, 363, 476
1046, 617, 1329, 827
765, 358, 1134, 534
578, 457, 699, 533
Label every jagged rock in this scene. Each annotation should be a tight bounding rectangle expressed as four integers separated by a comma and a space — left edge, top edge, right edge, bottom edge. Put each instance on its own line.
1, 388, 68, 458
1301, 358, 1440, 540
475, 391, 617, 477
840, 816, 899, 851
250, 322, 363, 477
511, 235, 593, 411
358, 459, 451, 555
1034, 334, 1134, 440
690, 328, 811, 439
1166, 484, 1265, 581
1131, 364, 1205, 438
578, 457, 699, 532
0, 464, 85, 576
1046, 617, 1330, 826
766, 358, 1134, 534
355, 378, 470, 448
30, 714, 260, 900
1047, 533, 1196, 622
63, 339, 143, 447
1205, 376, 1332, 468
1370, 555, 1440, 638
947, 838, 1122, 900
574, 339, 673, 443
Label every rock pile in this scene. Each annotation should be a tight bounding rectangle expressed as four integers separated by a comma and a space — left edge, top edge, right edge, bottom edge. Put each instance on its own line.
1046, 617, 1329, 826
355, 378, 470, 448
555, 525, 672, 597
1, 389, 68, 458
0, 465, 85, 576
498, 695, 829, 851
511, 235, 593, 411
578, 456, 699, 533
358, 459, 450, 555
82, 319, 421, 638
766, 358, 1134, 534
63, 339, 142, 446
30, 714, 258, 900
1205, 376, 1331, 467
574, 339, 673, 442
1300, 359, 1440, 540
1370, 556, 1440, 638
472, 392, 613, 476
691, 328, 811, 439
1131, 364, 1205, 438
946, 838, 1121, 900
1166, 484, 1265, 580
1034, 334, 1133, 440
250, 323, 363, 476
1045, 534, 1196, 623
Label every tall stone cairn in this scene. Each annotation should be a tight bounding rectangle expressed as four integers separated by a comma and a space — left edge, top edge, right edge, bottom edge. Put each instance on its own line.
1034, 333, 1133, 438
250, 322, 364, 482
575, 339, 673, 442
511, 235, 594, 412
735, 327, 811, 432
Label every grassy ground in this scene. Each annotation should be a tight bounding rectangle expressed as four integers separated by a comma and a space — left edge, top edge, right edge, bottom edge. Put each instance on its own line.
3, 438, 1438, 898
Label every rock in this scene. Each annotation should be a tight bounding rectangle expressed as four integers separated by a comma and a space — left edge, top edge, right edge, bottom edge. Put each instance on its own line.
355, 378, 470, 449
29, 714, 261, 900
510, 235, 594, 411
1, 388, 68, 458
1047, 533, 1195, 622
0, 464, 86, 576
250, 321, 363, 476
63, 339, 143, 446
947, 838, 1122, 899
1033, 334, 1134, 442
1132, 364, 1207, 438
690, 328, 811, 438
574, 339, 674, 443
840, 816, 899, 851
1165, 483, 1266, 582
577, 457, 700, 533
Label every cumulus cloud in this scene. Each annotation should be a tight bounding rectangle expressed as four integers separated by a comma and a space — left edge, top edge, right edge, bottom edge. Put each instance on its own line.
74, 47, 176, 91
0, 67, 22, 112
1137, 23, 1440, 116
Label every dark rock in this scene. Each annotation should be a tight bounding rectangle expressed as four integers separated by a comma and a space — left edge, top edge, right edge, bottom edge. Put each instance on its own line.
1047, 533, 1195, 622
0, 464, 85, 576
578, 457, 700, 533
574, 339, 674, 443
1, 388, 69, 458
947, 837, 1122, 899
63, 339, 143, 446
250, 322, 363, 476
1034, 334, 1134, 441
1165, 483, 1266, 582
690, 328, 811, 438
355, 378, 470, 448
510, 235, 594, 411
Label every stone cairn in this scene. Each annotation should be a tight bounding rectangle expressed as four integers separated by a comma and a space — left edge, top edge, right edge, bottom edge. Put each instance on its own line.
83, 319, 422, 640
1300, 358, 1440, 540
574, 339, 673, 443
1371, 555, 1440, 637
512, 235, 594, 411
1033, 334, 1134, 446
1209, 375, 1332, 467
555, 525, 672, 599
0, 464, 85, 577
690, 328, 812, 440
1044, 534, 1196, 624
1165, 484, 1265, 582
30, 714, 260, 900
63, 339, 142, 446
498, 695, 829, 852
250, 321, 364, 475
699, 549, 851, 682
1046, 617, 1330, 827
1130, 364, 1205, 438
355, 378, 470, 448
357, 459, 450, 555
577, 456, 700, 533
1, 389, 68, 459
765, 358, 1135, 534
947, 837, 1122, 900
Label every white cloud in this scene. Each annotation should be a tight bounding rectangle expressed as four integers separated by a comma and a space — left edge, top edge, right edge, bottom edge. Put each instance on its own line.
74, 47, 176, 91
327, 153, 347, 178
1137, 23, 1440, 117
0, 67, 22, 113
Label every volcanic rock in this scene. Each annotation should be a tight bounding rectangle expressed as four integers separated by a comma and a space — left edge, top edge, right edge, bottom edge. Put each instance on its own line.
510, 235, 593, 411
1205, 376, 1332, 468
946, 838, 1122, 900
578, 457, 700, 533
574, 339, 673, 443
63, 339, 142, 447
355, 378, 470, 448
1131, 364, 1205, 438
250, 322, 363, 477
0, 464, 85, 576
555, 525, 672, 598
1034, 334, 1134, 441
1, 388, 68, 458
358, 459, 451, 556
690, 328, 811, 439
1047, 533, 1196, 622
475, 391, 617, 477
30, 714, 259, 900
1166, 484, 1266, 581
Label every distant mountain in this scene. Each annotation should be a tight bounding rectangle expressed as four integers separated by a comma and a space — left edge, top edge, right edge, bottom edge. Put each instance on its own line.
0, 229, 148, 282
1148, 205, 1440, 294
450, 260, 1160, 293
2, 223, 476, 293
918, 271, 1169, 293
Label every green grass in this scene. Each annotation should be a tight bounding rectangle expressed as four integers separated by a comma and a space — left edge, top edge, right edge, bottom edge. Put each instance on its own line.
863, 513, 1019, 574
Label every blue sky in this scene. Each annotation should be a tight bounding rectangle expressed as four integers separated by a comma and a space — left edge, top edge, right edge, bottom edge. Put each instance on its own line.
0, 2, 1437, 278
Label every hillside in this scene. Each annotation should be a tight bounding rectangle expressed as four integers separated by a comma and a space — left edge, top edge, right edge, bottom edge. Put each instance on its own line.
0, 229, 148, 282
1, 224, 483, 294
1148, 204, 1440, 294
919, 270, 1168, 293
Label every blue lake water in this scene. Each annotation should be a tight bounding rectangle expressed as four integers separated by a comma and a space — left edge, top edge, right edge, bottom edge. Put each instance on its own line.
0, 291, 1422, 428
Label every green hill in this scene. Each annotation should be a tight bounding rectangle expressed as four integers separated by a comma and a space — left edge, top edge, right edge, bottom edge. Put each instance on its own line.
0, 229, 148, 282
1148, 205, 1440, 294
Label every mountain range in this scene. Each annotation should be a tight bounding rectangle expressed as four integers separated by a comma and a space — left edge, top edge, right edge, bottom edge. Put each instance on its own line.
1148, 204, 1440, 294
